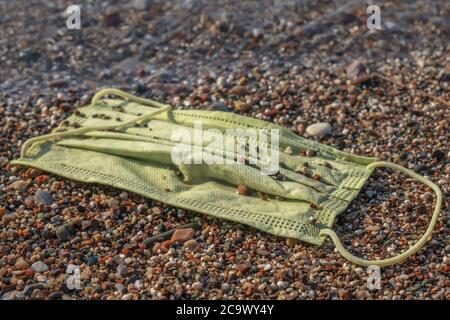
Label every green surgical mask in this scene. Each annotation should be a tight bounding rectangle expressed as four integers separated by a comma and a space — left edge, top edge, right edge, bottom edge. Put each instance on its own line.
12, 89, 442, 267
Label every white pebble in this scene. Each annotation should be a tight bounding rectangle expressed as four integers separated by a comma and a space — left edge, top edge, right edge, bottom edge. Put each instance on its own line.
355, 267, 363, 274
306, 122, 332, 137
31, 261, 49, 273
192, 281, 203, 290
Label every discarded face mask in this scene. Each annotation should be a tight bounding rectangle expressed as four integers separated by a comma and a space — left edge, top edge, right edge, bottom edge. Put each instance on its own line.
13, 89, 442, 267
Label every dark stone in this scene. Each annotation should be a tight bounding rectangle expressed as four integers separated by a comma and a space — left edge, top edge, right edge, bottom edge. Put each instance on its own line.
209, 102, 229, 112
48, 79, 68, 88
103, 11, 121, 27
87, 255, 99, 266
34, 190, 53, 206
116, 264, 128, 277
133, 83, 148, 93
41, 229, 54, 239
416, 205, 427, 214
399, 151, 409, 161
440, 73, 450, 83
18, 50, 40, 63
337, 13, 357, 25
90, 219, 101, 228
55, 223, 75, 241
148, 70, 174, 83
23, 283, 44, 295
126, 274, 138, 285
47, 291, 64, 300
432, 149, 445, 161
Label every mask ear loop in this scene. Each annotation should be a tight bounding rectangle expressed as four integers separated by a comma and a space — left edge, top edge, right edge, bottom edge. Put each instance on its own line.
319, 161, 442, 267
21, 88, 172, 158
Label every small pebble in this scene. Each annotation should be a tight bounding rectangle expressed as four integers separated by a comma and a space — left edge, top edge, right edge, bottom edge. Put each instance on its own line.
192, 282, 203, 290
234, 101, 252, 111
0, 157, 8, 166
306, 149, 315, 157
87, 256, 99, 266
237, 184, 249, 196
34, 190, 53, 206
55, 223, 75, 241
15, 257, 29, 270
306, 122, 332, 137
184, 239, 200, 250
263, 264, 272, 272
121, 293, 133, 300
277, 281, 287, 289
31, 261, 49, 273
116, 264, 128, 277
119, 191, 128, 200
171, 228, 196, 242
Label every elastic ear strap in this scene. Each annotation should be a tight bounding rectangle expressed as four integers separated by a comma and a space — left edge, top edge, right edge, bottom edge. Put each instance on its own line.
21, 88, 172, 158
320, 161, 443, 267
91, 88, 171, 109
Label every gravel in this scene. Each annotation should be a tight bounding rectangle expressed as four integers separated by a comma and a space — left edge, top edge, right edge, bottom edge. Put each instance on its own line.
0, 0, 448, 300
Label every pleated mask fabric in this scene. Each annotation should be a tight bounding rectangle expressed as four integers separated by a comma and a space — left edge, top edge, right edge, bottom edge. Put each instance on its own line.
12, 89, 442, 266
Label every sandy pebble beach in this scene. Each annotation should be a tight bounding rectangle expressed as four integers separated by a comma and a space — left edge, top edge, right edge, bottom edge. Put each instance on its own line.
0, 0, 448, 300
